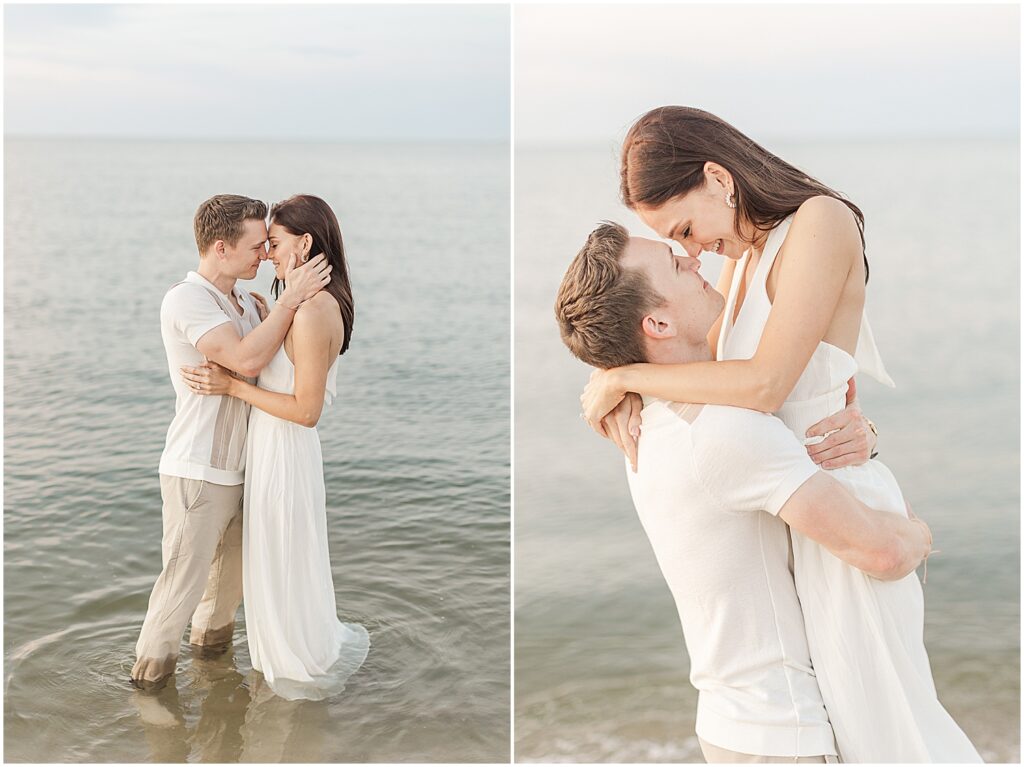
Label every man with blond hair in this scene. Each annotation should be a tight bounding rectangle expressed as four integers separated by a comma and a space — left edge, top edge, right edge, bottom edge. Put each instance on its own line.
131, 194, 331, 689
554, 223, 932, 763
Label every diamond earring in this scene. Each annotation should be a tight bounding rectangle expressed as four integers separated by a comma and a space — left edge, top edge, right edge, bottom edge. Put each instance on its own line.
725, 192, 737, 209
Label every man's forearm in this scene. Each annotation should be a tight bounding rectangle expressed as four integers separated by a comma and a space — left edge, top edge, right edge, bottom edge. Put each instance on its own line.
850, 507, 930, 581
781, 473, 930, 581
231, 302, 296, 376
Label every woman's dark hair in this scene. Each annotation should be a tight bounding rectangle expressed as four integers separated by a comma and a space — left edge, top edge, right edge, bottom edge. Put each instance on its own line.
270, 194, 355, 355
620, 106, 868, 281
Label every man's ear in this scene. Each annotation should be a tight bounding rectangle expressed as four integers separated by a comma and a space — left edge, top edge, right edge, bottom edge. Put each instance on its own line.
213, 239, 227, 259
640, 312, 676, 341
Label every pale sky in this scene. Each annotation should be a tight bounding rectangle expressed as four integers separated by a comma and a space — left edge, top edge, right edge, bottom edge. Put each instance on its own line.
515, 3, 1021, 143
4, 4, 511, 141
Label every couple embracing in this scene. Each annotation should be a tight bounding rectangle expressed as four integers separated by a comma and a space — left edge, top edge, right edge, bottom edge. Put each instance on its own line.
131, 194, 369, 701
556, 107, 982, 763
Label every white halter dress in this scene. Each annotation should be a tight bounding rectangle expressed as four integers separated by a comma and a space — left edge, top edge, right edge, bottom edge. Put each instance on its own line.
242, 343, 370, 701
717, 216, 981, 763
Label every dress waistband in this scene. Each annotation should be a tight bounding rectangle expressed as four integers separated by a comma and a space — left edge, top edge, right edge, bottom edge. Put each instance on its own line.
776, 389, 848, 444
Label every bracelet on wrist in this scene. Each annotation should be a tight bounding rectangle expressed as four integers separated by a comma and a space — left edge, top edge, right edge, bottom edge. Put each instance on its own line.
866, 417, 878, 459
908, 517, 934, 583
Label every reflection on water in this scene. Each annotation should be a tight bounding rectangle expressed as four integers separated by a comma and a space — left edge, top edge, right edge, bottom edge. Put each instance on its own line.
3, 564, 502, 762
130, 652, 337, 764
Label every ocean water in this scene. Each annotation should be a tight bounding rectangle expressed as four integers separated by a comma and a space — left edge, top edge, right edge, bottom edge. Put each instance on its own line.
514, 140, 1020, 762
4, 139, 510, 762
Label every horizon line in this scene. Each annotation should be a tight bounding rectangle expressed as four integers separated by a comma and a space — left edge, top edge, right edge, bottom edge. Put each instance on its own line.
3, 133, 512, 145
515, 132, 1020, 147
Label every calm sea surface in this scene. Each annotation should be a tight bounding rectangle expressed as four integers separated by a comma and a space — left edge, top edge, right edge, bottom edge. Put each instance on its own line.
514, 140, 1020, 763
4, 139, 510, 762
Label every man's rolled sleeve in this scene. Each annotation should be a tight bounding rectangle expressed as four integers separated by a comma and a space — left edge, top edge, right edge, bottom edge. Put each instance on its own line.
162, 284, 231, 346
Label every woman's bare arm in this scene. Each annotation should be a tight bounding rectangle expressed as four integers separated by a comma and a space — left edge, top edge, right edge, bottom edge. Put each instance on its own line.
183, 293, 340, 427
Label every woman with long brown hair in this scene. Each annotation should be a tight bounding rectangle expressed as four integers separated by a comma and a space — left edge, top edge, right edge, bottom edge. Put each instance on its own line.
580, 107, 980, 762
181, 194, 368, 701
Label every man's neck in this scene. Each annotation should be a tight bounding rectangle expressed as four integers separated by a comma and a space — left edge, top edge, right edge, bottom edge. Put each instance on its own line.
648, 339, 713, 366
196, 258, 237, 296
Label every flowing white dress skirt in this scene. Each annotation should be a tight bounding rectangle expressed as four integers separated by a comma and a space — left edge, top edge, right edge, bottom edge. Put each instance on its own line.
241, 348, 369, 701
776, 348, 982, 763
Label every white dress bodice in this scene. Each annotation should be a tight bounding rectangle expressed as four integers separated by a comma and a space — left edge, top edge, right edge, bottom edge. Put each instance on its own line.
257, 342, 339, 407
719, 216, 897, 439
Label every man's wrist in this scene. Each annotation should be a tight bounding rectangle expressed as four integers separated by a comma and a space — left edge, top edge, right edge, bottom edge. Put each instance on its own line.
910, 517, 932, 558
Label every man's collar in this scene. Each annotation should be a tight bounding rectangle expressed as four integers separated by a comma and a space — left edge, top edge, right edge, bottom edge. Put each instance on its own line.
186, 270, 237, 299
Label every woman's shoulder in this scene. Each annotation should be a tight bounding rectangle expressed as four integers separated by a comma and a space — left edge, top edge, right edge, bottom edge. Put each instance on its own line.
792, 195, 859, 234
293, 291, 343, 331
788, 195, 861, 255
297, 290, 340, 315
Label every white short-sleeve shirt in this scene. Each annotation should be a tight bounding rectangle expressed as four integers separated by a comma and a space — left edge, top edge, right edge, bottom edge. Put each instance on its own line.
625, 399, 836, 758
158, 271, 260, 485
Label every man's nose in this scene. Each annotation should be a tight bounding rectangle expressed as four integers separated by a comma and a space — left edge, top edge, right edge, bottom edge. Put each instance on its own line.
679, 254, 701, 271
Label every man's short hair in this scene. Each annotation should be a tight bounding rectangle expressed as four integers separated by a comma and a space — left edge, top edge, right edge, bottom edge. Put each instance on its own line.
554, 222, 664, 369
193, 194, 268, 254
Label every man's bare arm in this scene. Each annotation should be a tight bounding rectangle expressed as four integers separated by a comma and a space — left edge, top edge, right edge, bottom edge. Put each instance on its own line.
778, 472, 930, 581
196, 255, 331, 377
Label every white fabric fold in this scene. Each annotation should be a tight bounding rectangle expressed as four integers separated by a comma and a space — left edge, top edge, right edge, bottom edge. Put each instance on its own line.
855, 312, 896, 388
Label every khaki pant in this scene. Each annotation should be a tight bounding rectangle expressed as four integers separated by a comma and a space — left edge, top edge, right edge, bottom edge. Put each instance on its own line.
132, 475, 243, 684
699, 737, 840, 764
